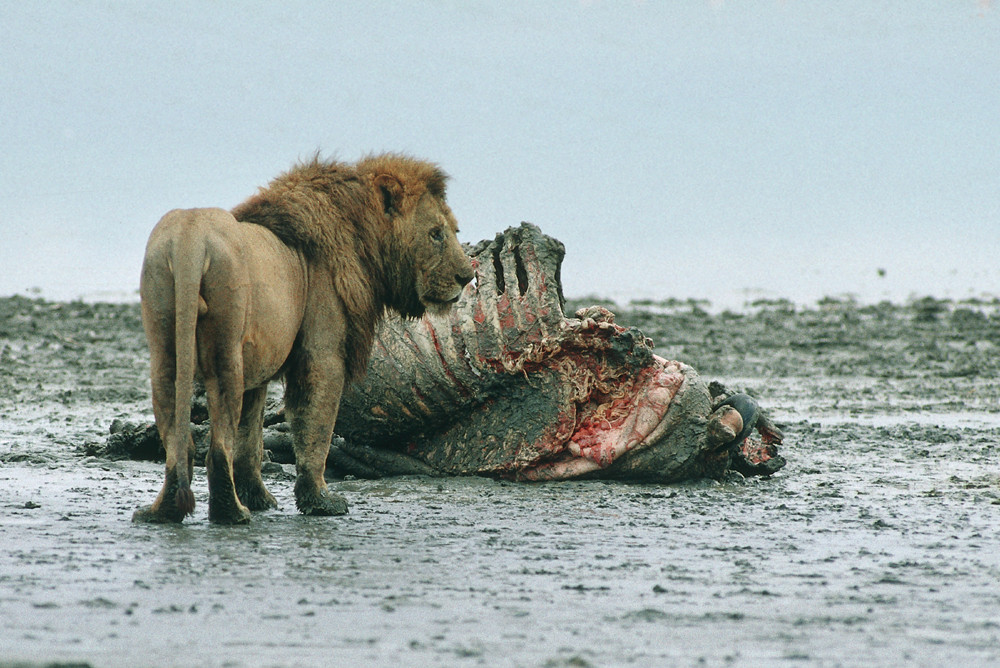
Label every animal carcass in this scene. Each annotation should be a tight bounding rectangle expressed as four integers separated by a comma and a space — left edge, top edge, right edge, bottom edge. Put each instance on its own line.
325, 223, 784, 482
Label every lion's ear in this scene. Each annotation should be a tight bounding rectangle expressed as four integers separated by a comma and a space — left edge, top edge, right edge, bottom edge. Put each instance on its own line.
373, 174, 404, 217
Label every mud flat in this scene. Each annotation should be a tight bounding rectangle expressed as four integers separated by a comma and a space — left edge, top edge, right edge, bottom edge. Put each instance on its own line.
2, 294, 999, 667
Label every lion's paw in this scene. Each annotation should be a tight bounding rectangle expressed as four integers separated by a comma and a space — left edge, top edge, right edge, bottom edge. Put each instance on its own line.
208, 498, 252, 525
132, 504, 186, 524
296, 489, 349, 516
236, 480, 279, 512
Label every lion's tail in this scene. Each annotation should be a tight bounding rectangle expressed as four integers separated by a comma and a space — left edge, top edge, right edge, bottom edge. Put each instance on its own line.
169, 232, 208, 516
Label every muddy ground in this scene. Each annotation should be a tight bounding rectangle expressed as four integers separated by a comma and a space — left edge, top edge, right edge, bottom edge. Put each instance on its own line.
1, 294, 999, 667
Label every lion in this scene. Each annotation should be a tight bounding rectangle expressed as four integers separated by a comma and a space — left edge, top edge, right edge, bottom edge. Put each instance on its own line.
133, 154, 475, 524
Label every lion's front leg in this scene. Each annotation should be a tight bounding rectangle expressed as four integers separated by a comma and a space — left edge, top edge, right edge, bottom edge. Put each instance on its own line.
285, 354, 348, 517
233, 385, 278, 511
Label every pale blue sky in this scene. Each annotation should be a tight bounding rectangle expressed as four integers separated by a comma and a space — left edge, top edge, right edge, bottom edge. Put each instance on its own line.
2, 2, 997, 307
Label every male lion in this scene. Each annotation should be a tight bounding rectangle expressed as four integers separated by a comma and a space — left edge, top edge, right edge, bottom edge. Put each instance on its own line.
134, 154, 474, 524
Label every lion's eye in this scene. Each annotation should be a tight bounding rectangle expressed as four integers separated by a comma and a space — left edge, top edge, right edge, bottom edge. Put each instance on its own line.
430, 228, 445, 243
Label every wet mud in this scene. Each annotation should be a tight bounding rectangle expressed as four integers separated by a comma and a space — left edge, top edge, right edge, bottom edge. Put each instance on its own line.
2, 294, 999, 667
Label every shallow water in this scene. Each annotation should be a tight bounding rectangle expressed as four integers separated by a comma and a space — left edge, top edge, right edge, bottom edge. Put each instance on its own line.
2, 296, 999, 667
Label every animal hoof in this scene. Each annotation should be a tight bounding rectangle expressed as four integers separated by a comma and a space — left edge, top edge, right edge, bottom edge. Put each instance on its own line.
706, 406, 740, 448
132, 505, 185, 524
298, 489, 349, 516
714, 393, 760, 450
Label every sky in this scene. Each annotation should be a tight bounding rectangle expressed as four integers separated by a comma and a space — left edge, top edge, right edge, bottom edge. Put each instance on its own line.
1, 1, 998, 309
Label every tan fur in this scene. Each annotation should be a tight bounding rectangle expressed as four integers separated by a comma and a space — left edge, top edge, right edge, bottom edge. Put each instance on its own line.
133, 154, 474, 524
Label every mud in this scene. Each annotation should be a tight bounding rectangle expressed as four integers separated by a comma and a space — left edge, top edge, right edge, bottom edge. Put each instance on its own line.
2, 294, 1000, 667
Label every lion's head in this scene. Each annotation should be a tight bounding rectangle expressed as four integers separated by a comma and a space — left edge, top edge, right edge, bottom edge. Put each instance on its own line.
406, 194, 474, 316
369, 170, 473, 318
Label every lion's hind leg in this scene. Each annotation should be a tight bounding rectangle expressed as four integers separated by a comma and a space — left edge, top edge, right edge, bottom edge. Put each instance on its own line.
135, 212, 208, 524
233, 385, 278, 512
203, 396, 252, 525
132, 437, 195, 524
132, 430, 195, 523
201, 351, 252, 525
134, 295, 197, 524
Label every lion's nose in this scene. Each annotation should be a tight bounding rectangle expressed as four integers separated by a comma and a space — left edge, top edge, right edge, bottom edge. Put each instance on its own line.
456, 270, 474, 288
